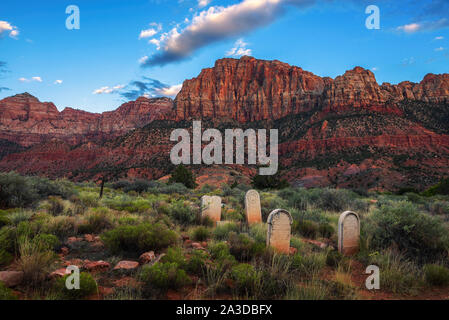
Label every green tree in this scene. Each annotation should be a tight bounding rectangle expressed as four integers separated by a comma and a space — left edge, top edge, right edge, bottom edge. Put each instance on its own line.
169, 165, 197, 189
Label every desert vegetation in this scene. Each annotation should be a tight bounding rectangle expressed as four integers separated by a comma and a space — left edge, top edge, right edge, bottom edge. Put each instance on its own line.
0, 171, 448, 300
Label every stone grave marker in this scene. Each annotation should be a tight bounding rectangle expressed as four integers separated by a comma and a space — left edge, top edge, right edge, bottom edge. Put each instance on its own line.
266, 209, 293, 254
245, 189, 262, 225
338, 211, 360, 256
201, 195, 222, 224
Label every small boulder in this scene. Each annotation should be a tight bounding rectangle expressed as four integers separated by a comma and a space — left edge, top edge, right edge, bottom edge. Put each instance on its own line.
139, 251, 156, 265
0, 271, 24, 288
289, 247, 298, 255
84, 260, 110, 272
113, 261, 139, 271
49, 268, 72, 279
191, 242, 204, 250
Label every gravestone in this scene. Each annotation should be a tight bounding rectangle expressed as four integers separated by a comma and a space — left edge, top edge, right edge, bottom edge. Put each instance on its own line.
245, 189, 262, 225
201, 195, 222, 224
266, 209, 293, 254
338, 211, 360, 256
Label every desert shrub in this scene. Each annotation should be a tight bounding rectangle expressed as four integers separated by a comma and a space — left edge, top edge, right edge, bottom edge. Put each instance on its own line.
149, 182, 189, 195
251, 173, 289, 190
33, 233, 60, 251
425, 201, 449, 215
326, 250, 344, 268
369, 250, 423, 294
0, 210, 10, 228
7, 210, 33, 225
78, 210, 113, 234
286, 281, 329, 300
291, 252, 326, 276
78, 191, 99, 208
318, 222, 334, 238
191, 226, 211, 242
199, 184, 214, 194
161, 247, 187, 268
230, 263, 259, 296
228, 232, 265, 262
47, 196, 65, 216
327, 276, 357, 299
209, 242, 237, 270
0, 282, 16, 300
213, 222, 240, 241
0, 250, 13, 267
249, 223, 266, 243
140, 262, 190, 290
0, 172, 38, 208
18, 236, 57, 285
368, 201, 449, 263
423, 264, 449, 286
41, 215, 77, 238
0, 226, 18, 262
30, 177, 73, 199
422, 178, 449, 196
101, 223, 178, 254
123, 179, 153, 193
293, 220, 319, 239
169, 164, 197, 189
260, 194, 288, 221
165, 201, 197, 225
279, 188, 310, 210
103, 195, 152, 213
54, 272, 98, 299
110, 180, 131, 190
316, 188, 353, 212
187, 249, 209, 275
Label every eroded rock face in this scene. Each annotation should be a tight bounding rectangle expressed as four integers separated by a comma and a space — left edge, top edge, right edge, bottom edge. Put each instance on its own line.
175, 56, 449, 122
0, 93, 174, 147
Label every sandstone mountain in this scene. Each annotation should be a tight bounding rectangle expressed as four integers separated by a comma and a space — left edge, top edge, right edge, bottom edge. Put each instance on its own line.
0, 93, 173, 147
1, 56, 448, 191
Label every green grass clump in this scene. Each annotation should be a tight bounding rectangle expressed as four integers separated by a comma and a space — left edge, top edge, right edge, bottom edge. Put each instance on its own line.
101, 223, 178, 254
0, 282, 17, 300
191, 226, 211, 242
54, 272, 98, 299
213, 222, 240, 241
140, 262, 190, 290
423, 264, 449, 287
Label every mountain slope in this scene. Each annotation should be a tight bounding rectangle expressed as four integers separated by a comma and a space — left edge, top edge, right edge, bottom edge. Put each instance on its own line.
0, 56, 448, 191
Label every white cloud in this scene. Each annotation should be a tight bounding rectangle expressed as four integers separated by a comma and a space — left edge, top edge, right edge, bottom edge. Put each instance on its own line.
226, 38, 252, 57
435, 36, 444, 40
397, 23, 421, 33
139, 55, 149, 64
18, 76, 42, 82
198, 0, 212, 8
435, 47, 445, 51
139, 23, 162, 40
397, 18, 449, 33
154, 83, 182, 97
371, 67, 378, 71
0, 20, 19, 38
92, 84, 125, 94
141, 0, 313, 67
54, 80, 63, 84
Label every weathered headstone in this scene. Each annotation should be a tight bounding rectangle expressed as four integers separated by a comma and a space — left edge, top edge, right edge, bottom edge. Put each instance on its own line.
201, 195, 222, 224
338, 211, 360, 256
245, 189, 262, 225
266, 209, 293, 254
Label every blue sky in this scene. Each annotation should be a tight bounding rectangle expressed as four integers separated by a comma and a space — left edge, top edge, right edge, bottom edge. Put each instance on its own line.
1, 0, 448, 113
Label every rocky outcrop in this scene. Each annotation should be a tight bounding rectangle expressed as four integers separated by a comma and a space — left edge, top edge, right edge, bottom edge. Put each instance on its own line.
0, 93, 174, 147
175, 56, 449, 122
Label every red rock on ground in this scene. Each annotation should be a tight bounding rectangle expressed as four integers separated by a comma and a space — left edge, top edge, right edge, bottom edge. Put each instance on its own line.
84, 260, 110, 272
113, 261, 139, 270
139, 251, 156, 265
0, 271, 23, 287
289, 247, 298, 255
49, 268, 72, 279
